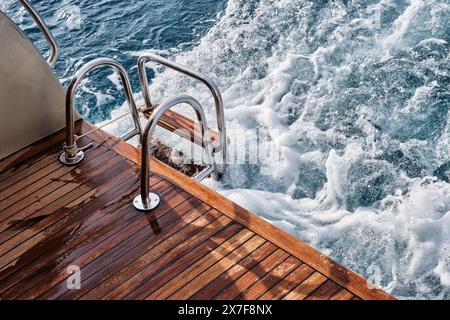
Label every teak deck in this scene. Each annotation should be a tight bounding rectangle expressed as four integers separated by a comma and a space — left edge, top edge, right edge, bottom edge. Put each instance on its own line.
0, 121, 394, 300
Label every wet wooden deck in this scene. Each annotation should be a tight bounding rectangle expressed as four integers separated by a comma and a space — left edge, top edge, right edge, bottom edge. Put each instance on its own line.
0, 121, 394, 300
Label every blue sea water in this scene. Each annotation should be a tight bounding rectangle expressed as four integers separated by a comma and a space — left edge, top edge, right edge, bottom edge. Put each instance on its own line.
1, 0, 227, 121
2, 0, 450, 299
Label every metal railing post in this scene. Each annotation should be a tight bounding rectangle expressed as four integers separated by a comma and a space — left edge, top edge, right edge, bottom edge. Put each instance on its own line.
137, 53, 227, 170
18, 0, 59, 67
133, 94, 215, 211
60, 58, 142, 165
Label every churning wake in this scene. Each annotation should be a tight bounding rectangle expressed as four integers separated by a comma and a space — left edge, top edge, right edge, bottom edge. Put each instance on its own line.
141, 0, 450, 299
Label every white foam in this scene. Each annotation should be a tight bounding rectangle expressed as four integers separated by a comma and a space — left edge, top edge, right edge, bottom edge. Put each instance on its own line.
135, 0, 450, 298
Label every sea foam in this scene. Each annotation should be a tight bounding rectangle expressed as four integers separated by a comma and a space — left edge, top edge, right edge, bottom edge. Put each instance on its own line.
142, 0, 450, 299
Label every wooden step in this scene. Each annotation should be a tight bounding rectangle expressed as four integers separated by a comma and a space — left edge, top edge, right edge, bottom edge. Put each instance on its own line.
141, 106, 219, 147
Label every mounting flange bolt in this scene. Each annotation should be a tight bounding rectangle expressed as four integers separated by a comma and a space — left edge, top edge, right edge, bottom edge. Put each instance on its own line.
133, 193, 160, 211
59, 150, 85, 165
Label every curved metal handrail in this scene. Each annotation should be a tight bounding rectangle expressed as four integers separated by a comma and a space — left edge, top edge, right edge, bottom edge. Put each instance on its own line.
137, 53, 227, 166
133, 94, 215, 211
19, 0, 59, 67
60, 58, 142, 165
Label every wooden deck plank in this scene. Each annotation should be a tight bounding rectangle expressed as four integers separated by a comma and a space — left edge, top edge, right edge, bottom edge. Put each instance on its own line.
0, 169, 145, 290
109, 223, 245, 300
0, 150, 60, 192
0, 150, 123, 234
0, 154, 130, 248
0, 146, 112, 227
0, 121, 394, 300
235, 255, 301, 300
306, 279, 343, 300
0, 142, 107, 212
213, 249, 289, 300
0, 178, 171, 298
81, 211, 232, 300
190, 242, 278, 300
0, 145, 60, 183
0, 135, 93, 198
259, 263, 315, 300
0, 153, 65, 201
0, 126, 69, 177
0, 157, 133, 272
42, 210, 227, 300
330, 288, 355, 300
14, 187, 192, 300
283, 272, 328, 300
166, 234, 264, 300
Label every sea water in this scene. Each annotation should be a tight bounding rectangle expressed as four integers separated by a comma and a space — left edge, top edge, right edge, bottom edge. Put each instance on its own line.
2, 0, 449, 299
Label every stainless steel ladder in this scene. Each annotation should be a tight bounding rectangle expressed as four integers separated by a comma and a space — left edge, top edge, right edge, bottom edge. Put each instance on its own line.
14, 1, 226, 213
133, 94, 216, 211
137, 53, 227, 166
61, 54, 227, 212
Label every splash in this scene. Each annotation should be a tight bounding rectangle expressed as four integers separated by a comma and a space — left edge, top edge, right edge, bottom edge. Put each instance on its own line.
145, 0, 450, 299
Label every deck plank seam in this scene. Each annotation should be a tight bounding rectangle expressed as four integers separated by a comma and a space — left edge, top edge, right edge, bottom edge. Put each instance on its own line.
178, 235, 266, 301
163, 233, 261, 300
129, 224, 246, 300
121, 223, 247, 300
37, 193, 204, 299
258, 262, 315, 300
74, 208, 226, 300
211, 249, 289, 300
0, 135, 97, 184
304, 279, 344, 300
0, 136, 97, 194
0, 147, 59, 182
190, 242, 279, 300
282, 271, 328, 300
0, 157, 136, 271
330, 288, 355, 300
0, 155, 134, 251
94, 212, 236, 300
0, 174, 170, 295
11, 185, 186, 300
247, 237, 366, 300
226, 246, 292, 300
249, 256, 303, 300
0, 151, 123, 227
0, 134, 69, 182
0, 125, 76, 175
0, 142, 110, 213
145, 226, 254, 301
232, 254, 292, 300
226, 250, 291, 300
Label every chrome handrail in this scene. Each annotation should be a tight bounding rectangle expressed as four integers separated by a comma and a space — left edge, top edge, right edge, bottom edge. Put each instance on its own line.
60, 58, 142, 165
133, 94, 215, 211
19, 0, 59, 67
137, 53, 227, 168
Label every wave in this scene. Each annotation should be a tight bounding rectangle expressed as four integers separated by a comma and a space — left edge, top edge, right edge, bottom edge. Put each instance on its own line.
142, 0, 450, 299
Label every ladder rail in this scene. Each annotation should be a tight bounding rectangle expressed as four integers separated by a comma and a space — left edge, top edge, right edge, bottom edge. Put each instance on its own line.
18, 0, 59, 67
60, 57, 142, 165
137, 53, 227, 167
133, 94, 216, 211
